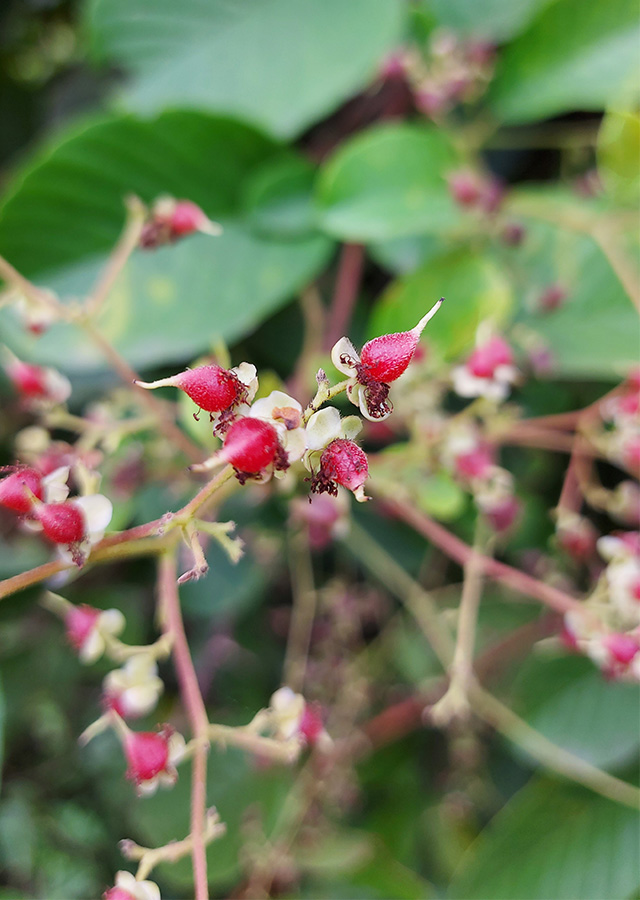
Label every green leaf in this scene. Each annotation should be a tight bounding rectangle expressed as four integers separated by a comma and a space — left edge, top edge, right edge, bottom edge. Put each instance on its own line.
504, 196, 639, 379
428, 0, 550, 42
0, 112, 332, 372
368, 247, 513, 359
511, 655, 640, 771
315, 123, 461, 241
488, 0, 640, 124
243, 155, 318, 239
450, 777, 640, 899
87, 0, 405, 139
598, 108, 640, 206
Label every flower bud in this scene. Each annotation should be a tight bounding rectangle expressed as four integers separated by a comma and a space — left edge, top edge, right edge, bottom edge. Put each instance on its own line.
65, 604, 125, 664
3, 352, 71, 407
452, 334, 518, 402
37, 501, 85, 544
481, 494, 520, 532
104, 871, 161, 900
556, 513, 598, 562
139, 197, 221, 248
0, 467, 43, 513
122, 725, 185, 796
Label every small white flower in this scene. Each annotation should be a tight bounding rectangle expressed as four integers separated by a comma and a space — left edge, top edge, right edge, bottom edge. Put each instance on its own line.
56, 493, 113, 566
65, 605, 126, 664
605, 557, 640, 628
249, 390, 306, 469
269, 686, 306, 740
107, 870, 161, 900
103, 655, 164, 719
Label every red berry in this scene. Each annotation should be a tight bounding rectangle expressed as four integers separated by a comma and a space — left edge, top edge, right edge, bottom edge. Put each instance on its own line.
169, 200, 206, 236
103, 889, 135, 900
603, 633, 640, 666
467, 337, 513, 379
299, 703, 324, 746
7, 361, 48, 397
320, 439, 369, 492
37, 501, 85, 544
360, 330, 420, 383
65, 605, 101, 651
0, 468, 43, 513
125, 730, 170, 785
173, 365, 241, 413
454, 445, 493, 481
223, 417, 280, 474
483, 495, 520, 532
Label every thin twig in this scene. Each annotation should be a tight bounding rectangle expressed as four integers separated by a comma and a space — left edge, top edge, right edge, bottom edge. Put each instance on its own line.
323, 243, 365, 351
283, 524, 317, 692
158, 552, 210, 900
86, 197, 146, 316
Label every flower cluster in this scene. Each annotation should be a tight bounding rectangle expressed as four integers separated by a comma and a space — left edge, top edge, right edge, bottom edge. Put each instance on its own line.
560, 531, 640, 682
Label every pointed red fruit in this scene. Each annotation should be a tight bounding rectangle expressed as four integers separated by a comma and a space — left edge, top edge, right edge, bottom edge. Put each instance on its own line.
603, 633, 640, 666
136, 364, 242, 413
36, 501, 85, 544
467, 336, 513, 378
359, 299, 444, 383
7, 360, 48, 397
0, 468, 43, 513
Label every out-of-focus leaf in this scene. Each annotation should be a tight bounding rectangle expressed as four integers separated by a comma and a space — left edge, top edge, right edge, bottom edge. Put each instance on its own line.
130, 749, 292, 891
87, 0, 405, 139
598, 108, 640, 206
243, 156, 318, 238
428, 0, 550, 41
315, 123, 461, 241
488, 0, 640, 124
511, 655, 640, 771
369, 233, 444, 275
505, 195, 639, 379
0, 112, 332, 373
450, 777, 640, 899
416, 473, 467, 521
368, 247, 513, 359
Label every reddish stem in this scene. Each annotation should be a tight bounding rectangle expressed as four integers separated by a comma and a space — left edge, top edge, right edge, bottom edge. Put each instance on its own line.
159, 553, 210, 900
324, 243, 365, 351
380, 495, 586, 616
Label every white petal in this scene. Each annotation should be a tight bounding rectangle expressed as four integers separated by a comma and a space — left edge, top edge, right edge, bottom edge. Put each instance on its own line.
135, 880, 162, 900
250, 390, 302, 420
283, 428, 307, 463
44, 368, 72, 404
305, 407, 343, 451
79, 630, 105, 664
341, 416, 363, 441
346, 380, 361, 410
233, 362, 258, 388
98, 608, 126, 636
120, 684, 161, 717
168, 732, 186, 765
331, 337, 360, 376
74, 494, 113, 537
42, 466, 70, 503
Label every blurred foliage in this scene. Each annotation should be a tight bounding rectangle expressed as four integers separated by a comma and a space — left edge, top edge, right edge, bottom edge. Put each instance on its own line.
0, 0, 638, 898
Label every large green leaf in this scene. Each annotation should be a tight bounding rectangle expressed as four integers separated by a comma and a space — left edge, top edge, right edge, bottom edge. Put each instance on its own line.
428, 0, 550, 42
503, 193, 639, 379
87, 0, 405, 139
0, 112, 332, 372
315, 123, 461, 241
450, 777, 640, 899
488, 0, 640, 124
598, 107, 640, 206
368, 246, 513, 359
512, 655, 640, 771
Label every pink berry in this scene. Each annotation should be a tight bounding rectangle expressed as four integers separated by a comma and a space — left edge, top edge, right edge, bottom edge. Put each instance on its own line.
483, 495, 520, 532
223, 417, 280, 474
0, 468, 43, 513
65, 605, 101, 652
169, 200, 207, 236
173, 365, 241, 413
538, 284, 567, 313
603, 633, 640, 666
124, 730, 171, 785
360, 331, 421, 384
448, 171, 482, 207
299, 703, 324, 746
558, 519, 598, 562
7, 360, 48, 397
467, 336, 513, 379
36, 501, 85, 544
320, 439, 369, 493
103, 889, 135, 900
454, 445, 493, 481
